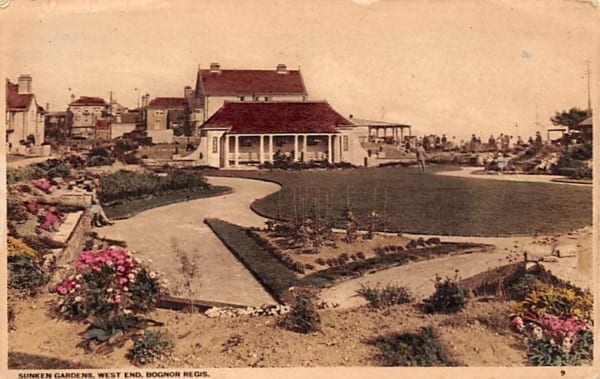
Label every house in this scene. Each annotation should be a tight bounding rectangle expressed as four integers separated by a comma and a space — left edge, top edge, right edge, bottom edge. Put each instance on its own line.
192, 63, 308, 123
68, 96, 109, 139
145, 97, 188, 143
578, 115, 593, 144
111, 111, 144, 139
6, 75, 46, 153
190, 101, 369, 168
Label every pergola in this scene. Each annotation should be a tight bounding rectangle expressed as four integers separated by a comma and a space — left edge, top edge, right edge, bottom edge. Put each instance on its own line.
348, 117, 411, 142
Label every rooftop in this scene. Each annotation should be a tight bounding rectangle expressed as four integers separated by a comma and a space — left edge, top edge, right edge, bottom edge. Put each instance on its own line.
70, 96, 107, 106
197, 66, 307, 96
148, 97, 187, 108
204, 101, 351, 134
6, 80, 34, 110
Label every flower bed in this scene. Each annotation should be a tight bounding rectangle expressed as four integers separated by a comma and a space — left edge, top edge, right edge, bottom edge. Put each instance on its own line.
509, 273, 593, 366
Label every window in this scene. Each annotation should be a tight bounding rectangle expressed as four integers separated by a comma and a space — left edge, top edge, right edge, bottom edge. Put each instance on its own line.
343, 135, 349, 151
212, 137, 218, 153
239, 97, 245, 101
154, 119, 161, 130
155, 110, 164, 116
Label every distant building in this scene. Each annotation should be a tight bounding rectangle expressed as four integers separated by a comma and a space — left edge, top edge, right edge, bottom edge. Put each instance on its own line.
193, 101, 368, 168
578, 115, 593, 144
145, 97, 188, 143
111, 111, 144, 139
5, 75, 46, 153
192, 63, 308, 123
68, 96, 108, 139
44, 111, 68, 142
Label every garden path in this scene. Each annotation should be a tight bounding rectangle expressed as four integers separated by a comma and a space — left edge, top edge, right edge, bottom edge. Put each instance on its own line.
435, 166, 587, 185
98, 177, 281, 307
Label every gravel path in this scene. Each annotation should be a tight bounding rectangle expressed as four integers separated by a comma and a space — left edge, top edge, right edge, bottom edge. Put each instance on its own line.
98, 177, 281, 307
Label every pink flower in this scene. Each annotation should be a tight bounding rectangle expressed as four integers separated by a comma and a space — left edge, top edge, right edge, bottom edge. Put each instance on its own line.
119, 277, 128, 285
113, 295, 121, 304
510, 316, 524, 331
56, 286, 67, 295
117, 265, 126, 272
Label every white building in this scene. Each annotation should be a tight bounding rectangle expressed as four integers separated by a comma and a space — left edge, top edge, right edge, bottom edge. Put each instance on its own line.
6, 75, 45, 153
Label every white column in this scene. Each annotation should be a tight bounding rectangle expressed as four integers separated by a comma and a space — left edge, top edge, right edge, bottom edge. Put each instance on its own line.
327, 134, 333, 163
259, 135, 264, 164
269, 135, 274, 163
223, 135, 230, 168
293, 134, 299, 161
234, 135, 239, 167
303, 134, 308, 162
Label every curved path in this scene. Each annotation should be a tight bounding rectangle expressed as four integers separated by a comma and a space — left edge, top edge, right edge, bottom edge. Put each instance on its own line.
99, 177, 281, 307
435, 166, 587, 186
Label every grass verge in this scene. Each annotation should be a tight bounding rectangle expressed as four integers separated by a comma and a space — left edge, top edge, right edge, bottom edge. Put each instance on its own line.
204, 218, 297, 302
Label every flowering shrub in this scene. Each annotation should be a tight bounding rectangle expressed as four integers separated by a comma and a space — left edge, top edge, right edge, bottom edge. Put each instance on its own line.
510, 280, 593, 366
55, 247, 166, 320
7, 237, 37, 259
511, 282, 593, 321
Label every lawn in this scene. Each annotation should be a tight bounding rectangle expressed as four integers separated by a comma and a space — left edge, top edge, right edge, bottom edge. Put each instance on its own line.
210, 166, 592, 236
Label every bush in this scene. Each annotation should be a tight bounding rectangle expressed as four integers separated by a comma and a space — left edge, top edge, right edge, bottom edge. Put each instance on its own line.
368, 327, 456, 366
512, 282, 593, 320
128, 329, 173, 366
88, 155, 115, 167
356, 284, 413, 308
279, 295, 321, 334
8, 255, 49, 294
527, 329, 593, 366
54, 247, 166, 321
7, 237, 37, 259
423, 274, 468, 314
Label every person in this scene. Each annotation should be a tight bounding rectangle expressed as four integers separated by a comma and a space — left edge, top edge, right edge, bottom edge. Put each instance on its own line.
90, 198, 113, 227
497, 153, 506, 174
416, 144, 427, 173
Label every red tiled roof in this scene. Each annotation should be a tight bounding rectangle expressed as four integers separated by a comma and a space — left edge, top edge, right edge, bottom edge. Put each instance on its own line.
6, 80, 34, 110
579, 116, 593, 127
70, 96, 107, 106
96, 119, 110, 129
198, 69, 307, 96
148, 97, 187, 108
204, 101, 351, 134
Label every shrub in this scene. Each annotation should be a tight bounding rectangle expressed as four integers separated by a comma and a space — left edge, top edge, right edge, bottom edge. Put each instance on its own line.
356, 251, 366, 260
356, 284, 413, 308
88, 155, 115, 167
527, 329, 593, 366
423, 274, 468, 314
279, 295, 321, 334
128, 329, 173, 366
7, 255, 49, 294
7, 237, 37, 259
512, 282, 593, 320
369, 327, 456, 366
315, 258, 326, 266
54, 247, 166, 321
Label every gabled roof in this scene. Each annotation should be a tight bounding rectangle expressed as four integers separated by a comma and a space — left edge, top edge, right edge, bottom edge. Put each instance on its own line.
148, 97, 187, 108
6, 80, 34, 110
70, 96, 107, 106
197, 69, 307, 96
579, 115, 593, 127
204, 101, 351, 134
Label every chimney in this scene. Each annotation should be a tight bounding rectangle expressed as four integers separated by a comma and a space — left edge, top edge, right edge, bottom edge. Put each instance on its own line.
18, 74, 32, 94
276, 64, 288, 74
184, 86, 193, 99
46, 103, 50, 112
210, 62, 221, 74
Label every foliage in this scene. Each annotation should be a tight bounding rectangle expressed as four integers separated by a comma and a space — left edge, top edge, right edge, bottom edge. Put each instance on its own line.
205, 218, 297, 301
527, 329, 593, 366
7, 199, 29, 224
511, 282, 593, 320
128, 329, 173, 366
7, 159, 70, 184
88, 155, 115, 167
553, 144, 593, 179
356, 284, 413, 308
7, 236, 37, 259
7, 255, 49, 294
369, 327, 456, 366
550, 108, 589, 130
99, 169, 209, 204
423, 273, 468, 314
55, 247, 166, 321
278, 295, 321, 334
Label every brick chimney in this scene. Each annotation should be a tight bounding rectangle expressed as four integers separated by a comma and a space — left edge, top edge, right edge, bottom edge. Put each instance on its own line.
184, 86, 193, 99
18, 74, 32, 94
210, 62, 221, 74
276, 64, 288, 74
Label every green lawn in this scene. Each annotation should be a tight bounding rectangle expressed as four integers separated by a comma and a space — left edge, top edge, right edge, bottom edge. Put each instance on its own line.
210, 166, 592, 236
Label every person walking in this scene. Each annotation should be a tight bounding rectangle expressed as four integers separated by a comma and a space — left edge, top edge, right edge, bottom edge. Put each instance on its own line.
416, 144, 427, 173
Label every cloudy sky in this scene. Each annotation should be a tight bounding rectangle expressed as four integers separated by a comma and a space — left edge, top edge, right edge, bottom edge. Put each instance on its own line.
2, 0, 598, 140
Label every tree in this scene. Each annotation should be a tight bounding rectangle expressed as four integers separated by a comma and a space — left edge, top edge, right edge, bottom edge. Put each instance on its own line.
550, 108, 589, 131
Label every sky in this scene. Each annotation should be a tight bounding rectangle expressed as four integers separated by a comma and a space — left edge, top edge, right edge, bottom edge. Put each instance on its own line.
1, 0, 598, 140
